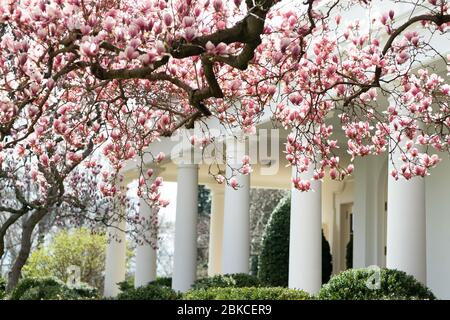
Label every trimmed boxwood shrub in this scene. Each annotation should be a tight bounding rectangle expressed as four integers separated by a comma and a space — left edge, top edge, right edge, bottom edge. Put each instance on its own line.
258, 197, 290, 286
184, 287, 311, 300
192, 273, 261, 290
11, 277, 98, 300
118, 276, 173, 292
250, 255, 259, 276
117, 284, 180, 300
318, 268, 436, 300
258, 197, 333, 286
69, 282, 98, 298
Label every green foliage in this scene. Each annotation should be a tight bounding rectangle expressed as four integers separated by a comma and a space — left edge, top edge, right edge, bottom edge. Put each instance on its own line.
117, 277, 135, 292
118, 277, 172, 293
10, 277, 98, 300
192, 273, 261, 290
116, 276, 176, 300
258, 197, 290, 286
318, 268, 436, 300
69, 282, 99, 298
150, 277, 172, 287
250, 255, 259, 276
346, 234, 353, 269
184, 287, 311, 300
117, 284, 180, 300
258, 197, 333, 286
198, 185, 211, 216
23, 228, 107, 290
0, 276, 6, 299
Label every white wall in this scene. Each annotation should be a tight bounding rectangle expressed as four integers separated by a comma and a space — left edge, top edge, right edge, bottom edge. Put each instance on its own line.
426, 155, 450, 299
332, 180, 354, 274
321, 178, 341, 249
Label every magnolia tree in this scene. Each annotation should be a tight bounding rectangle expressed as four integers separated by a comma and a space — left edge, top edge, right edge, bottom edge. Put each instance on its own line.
0, 0, 449, 287
0, 157, 142, 289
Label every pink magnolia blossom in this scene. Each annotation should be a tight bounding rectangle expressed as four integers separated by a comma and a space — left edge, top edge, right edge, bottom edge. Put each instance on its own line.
230, 177, 239, 189
80, 41, 98, 57
0, 0, 446, 206
155, 152, 165, 163
213, 0, 223, 12
216, 175, 225, 184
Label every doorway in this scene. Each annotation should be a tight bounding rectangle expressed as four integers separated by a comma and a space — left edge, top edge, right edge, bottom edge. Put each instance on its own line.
340, 203, 353, 271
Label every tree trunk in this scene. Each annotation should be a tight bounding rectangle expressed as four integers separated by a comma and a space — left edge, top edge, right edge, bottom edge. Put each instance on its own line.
37, 214, 50, 247
0, 214, 23, 260
6, 209, 47, 291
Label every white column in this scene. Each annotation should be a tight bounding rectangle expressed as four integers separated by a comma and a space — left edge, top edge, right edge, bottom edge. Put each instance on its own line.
134, 197, 157, 288
288, 166, 322, 294
104, 205, 127, 297
222, 138, 250, 274
353, 155, 386, 269
387, 154, 426, 283
207, 186, 225, 276
172, 164, 198, 292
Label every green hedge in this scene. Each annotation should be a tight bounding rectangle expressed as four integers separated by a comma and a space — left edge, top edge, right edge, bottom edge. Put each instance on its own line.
118, 276, 172, 292
10, 277, 98, 300
258, 197, 333, 286
69, 282, 99, 298
117, 284, 179, 300
117, 277, 134, 292
192, 273, 261, 290
184, 287, 311, 300
150, 277, 172, 287
318, 268, 435, 300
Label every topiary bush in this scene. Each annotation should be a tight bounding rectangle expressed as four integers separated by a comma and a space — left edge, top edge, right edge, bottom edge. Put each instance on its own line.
117, 284, 180, 300
184, 287, 311, 300
10, 277, 98, 300
250, 255, 259, 276
317, 268, 436, 300
258, 197, 290, 287
258, 197, 333, 286
191, 273, 261, 290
